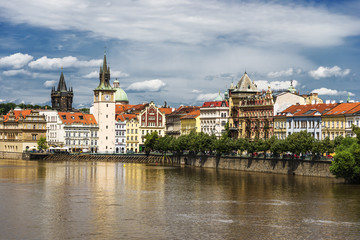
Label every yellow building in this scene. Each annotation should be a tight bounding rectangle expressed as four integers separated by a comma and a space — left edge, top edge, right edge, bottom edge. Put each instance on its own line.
322, 103, 360, 140
0, 109, 46, 152
126, 116, 139, 153
180, 110, 200, 135
273, 114, 287, 140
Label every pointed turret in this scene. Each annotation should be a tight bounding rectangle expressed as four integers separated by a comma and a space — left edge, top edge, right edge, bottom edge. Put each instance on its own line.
96, 52, 113, 90
57, 72, 67, 92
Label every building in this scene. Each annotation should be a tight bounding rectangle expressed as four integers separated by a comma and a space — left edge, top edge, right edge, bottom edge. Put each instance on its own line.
51, 72, 73, 111
200, 100, 228, 138
180, 109, 200, 135
344, 103, 360, 137
0, 109, 46, 152
281, 103, 337, 140
322, 102, 360, 139
126, 115, 139, 153
138, 102, 166, 151
59, 112, 99, 152
93, 53, 116, 153
228, 72, 259, 139
166, 106, 200, 138
115, 114, 127, 153
241, 87, 274, 140
38, 109, 64, 147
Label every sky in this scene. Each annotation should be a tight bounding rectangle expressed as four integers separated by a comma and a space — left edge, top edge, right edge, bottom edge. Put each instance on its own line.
0, 0, 360, 108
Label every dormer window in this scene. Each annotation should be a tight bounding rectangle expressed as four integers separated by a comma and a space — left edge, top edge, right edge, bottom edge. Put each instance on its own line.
62, 115, 66, 120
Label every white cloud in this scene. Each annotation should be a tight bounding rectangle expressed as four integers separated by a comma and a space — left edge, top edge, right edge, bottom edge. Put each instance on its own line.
311, 87, 354, 96
44, 80, 57, 88
192, 89, 202, 93
309, 66, 351, 79
83, 70, 129, 79
111, 71, 129, 78
0, 53, 33, 69
267, 68, 302, 78
255, 80, 298, 91
1, 1, 359, 47
196, 93, 218, 102
127, 79, 166, 92
28, 56, 102, 70
3, 69, 33, 76
83, 71, 99, 79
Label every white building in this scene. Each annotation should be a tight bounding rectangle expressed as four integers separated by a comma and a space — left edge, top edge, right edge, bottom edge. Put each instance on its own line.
39, 109, 64, 147
115, 114, 127, 153
200, 99, 229, 138
93, 53, 116, 153
58, 112, 99, 152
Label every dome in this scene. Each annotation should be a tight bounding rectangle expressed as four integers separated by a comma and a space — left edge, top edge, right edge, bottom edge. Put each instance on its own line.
113, 79, 129, 104
115, 87, 129, 103
214, 92, 223, 101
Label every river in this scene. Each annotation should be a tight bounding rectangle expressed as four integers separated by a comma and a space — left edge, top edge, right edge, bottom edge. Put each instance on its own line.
0, 159, 359, 240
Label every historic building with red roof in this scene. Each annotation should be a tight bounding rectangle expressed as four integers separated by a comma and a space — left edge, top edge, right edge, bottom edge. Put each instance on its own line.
200, 100, 228, 138
0, 108, 46, 154
57, 112, 99, 152
165, 105, 200, 137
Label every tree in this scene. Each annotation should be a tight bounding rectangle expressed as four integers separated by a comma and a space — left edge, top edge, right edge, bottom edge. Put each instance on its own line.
37, 137, 48, 151
144, 131, 159, 155
329, 126, 360, 183
269, 137, 286, 157
322, 137, 334, 155
285, 131, 314, 156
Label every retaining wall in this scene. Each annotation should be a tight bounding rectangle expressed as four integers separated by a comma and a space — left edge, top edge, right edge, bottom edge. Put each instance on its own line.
0, 151, 23, 160
181, 155, 334, 178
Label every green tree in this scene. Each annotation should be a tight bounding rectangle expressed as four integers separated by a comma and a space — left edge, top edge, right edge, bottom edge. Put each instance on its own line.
322, 137, 334, 155
329, 126, 360, 183
37, 137, 48, 151
269, 138, 286, 157
144, 131, 159, 155
285, 131, 314, 156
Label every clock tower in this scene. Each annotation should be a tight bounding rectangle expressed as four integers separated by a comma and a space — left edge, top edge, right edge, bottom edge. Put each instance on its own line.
93, 53, 116, 153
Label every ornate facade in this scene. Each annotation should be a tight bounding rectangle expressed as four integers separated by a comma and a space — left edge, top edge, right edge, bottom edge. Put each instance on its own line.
51, 72, 73, 111
0, 109, 46, 152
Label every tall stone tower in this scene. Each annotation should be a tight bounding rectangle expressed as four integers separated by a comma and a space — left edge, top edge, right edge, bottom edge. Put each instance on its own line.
51, 72, 73, 111
93, 53, 116, 153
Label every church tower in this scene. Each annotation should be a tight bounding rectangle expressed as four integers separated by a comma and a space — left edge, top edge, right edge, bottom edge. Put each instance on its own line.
93, 52, 116, 153
51, 72, 73, 111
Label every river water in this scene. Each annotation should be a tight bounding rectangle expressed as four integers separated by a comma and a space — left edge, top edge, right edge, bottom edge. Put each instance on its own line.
0, 159, 359, 240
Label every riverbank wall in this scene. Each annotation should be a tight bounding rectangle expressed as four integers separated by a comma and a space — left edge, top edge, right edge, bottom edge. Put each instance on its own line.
0, 151, 23, 160
181, 155, 334, 178
0, 151, 334, 178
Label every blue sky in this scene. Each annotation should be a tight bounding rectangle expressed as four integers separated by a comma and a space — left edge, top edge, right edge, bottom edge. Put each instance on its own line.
0, 0, 360, 108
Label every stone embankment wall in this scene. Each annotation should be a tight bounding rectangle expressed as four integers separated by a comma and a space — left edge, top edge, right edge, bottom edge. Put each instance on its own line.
0, 151, 334, 178
180, 155, 334, 178
0, 151, 23, 160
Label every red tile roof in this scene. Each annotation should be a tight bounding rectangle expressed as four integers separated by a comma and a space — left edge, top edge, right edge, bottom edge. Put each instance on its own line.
116, 113, 137, 122
159, 107, 173, 115
324, 102, 360, 115
58, 112, 97, 125
345, 103, 360, 115
115, 103, 148, 114
3, 110, 32, 122
169, 106, 200, 116
180, 110, 200, 119
280, 103, 338, 116
201, 101, 228, 108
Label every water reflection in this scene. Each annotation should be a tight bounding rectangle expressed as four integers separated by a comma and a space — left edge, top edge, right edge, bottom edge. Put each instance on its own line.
0, 159, 359, 240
